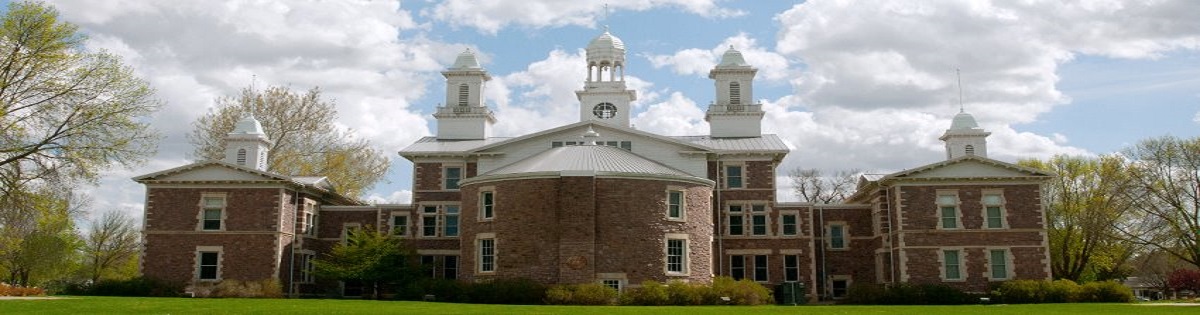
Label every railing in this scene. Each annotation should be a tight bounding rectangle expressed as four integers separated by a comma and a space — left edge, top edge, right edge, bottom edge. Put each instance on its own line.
435, 105, 492, 115
707, 104, 762, 113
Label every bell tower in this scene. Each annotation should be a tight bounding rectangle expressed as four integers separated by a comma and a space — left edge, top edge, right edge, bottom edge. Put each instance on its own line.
576, 28, 636, 127
706, 46, 764, 138
940, 110, 990, 159
224, 114, 272, 171
434, 49, 496, 140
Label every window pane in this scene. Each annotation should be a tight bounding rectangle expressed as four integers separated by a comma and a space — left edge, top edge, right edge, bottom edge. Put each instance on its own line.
987, 207, 1003, 228
668, 191, 682, 218
204, 209, 221, 220
753, 255, 768, 282
204, 197, 224, 207
480, 239, 495, 272
729, 205, 743, 212
726, 166, 743, 188
983, 195, 1002, 205
944, 250, 961, 279
729, 216, 743, 235
941, 206, 957, 229
830, 225, 845, 249
445, 205, 459, 214
200, 252, 218, 265
444, 255, 458, 280
445, 167, 461, 189
667, 239, 685, 273
423, 216, 438, 236
444, 215, 459, 237
782, 215, 797, 235
752, 215, 767, 235
937, 195, 957, 205
991, 250, 1007, 279
784, 255, 799, 282
423, 206, 438, 213
730, 255, 745, 280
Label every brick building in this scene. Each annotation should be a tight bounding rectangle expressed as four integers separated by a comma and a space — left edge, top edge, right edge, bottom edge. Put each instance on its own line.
135, 30, 1053, 300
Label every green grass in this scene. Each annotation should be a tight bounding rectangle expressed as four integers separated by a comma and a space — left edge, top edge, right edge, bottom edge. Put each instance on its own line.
0, 296, 1197, 315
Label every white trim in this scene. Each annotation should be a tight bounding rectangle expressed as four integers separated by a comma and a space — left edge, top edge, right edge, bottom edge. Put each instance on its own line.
664, 233, 690, 276
195, 246, 223, 282
197, 192, 227, 232
666, 186, 686, 221
479, 188, 495, 221
476, 234, 497, 274
778, 210, 800, 237
936, 189, 962, 230
986, 247, 1013, 281
826, 222, 848, 250
981, 189, 1008, 229
390, 213, 410, 237
939, 248, 965, 282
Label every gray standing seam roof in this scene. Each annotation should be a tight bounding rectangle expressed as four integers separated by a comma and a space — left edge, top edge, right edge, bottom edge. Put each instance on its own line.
482, 144, 694, 177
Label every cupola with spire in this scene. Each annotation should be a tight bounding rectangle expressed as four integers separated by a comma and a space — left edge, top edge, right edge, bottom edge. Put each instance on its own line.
435, 48, 496, 140
705, 46, 764, 138
577, 27, 637, 127
939, 110, 990, 159
224, 114, 272, 171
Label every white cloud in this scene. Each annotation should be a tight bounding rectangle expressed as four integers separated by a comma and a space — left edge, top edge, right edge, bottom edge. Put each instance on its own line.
365, 190, 413, 204
426, 0, 744, 34
646, 33, 792, 83
632, 92, 707, 135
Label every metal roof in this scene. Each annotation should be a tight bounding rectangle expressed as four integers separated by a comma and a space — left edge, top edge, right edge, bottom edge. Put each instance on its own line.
399, 136, 512, 154
672, 134, 790, 153
482, 144, 694, 177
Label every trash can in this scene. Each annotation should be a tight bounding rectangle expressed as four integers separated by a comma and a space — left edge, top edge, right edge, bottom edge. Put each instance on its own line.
776, 282, 806, 305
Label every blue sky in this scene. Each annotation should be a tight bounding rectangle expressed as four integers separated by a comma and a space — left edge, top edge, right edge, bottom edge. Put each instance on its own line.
17, 0, 1200, 222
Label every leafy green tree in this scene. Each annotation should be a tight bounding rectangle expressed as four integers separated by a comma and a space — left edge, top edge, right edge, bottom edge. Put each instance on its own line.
312, 228, 420, 299
0, 182, 83, 286
0, 1, 160, 185
1121, 136, 1200, 268
81, 210, 139, 283
188, 85, 389, 197
1019, 155, 1136, 281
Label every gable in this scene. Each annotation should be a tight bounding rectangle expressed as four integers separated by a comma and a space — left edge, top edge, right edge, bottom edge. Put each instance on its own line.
892, 158, 1051, 180
472, 123, 712, 177
135, 162, 285, 183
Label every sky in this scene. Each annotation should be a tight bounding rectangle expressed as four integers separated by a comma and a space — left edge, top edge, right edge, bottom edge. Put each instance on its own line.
22, 0, 1200, 225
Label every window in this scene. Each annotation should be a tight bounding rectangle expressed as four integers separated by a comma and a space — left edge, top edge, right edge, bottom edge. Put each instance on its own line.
831, 279, 849, 299
444, 255, 459, 280
753, 255, 768, 282
478, 238, 495, 273
727, 205, 744, 235
298, 252, 315, 284
342, 223, 361, 244
730, 255, 745, 280
480, 191, 495, 220
828, 224, 846, 249
303, 211, 317, 236
601, 279, 623, 292
420, 255, 436, 277
943, 250, 962, 280
236, 148, 247, 165
729, 82, 741, 105
937, 193, 960, 229
666, 238, 687, 274
619, 141, 632, 151
983, 193, 1006, 229
725, 165, 743, 188
443, 166, 462, 190
781, 213, 798, 236
196, 247, 221, 281
457, 84, 469, 106
667, 190, 684, 220
200, 194, 225, 231
391, 215, 409, 236
420, 205, 460, 237
965, 145, 975, 156
784, 255, 800, 282
989, 249, 1009, 280
751, 205, 768, 236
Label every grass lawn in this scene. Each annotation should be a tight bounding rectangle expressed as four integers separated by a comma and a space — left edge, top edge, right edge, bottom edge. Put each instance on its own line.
1, 297, 1197, 315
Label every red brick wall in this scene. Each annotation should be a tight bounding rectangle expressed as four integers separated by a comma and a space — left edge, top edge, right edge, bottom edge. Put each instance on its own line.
142, 233, 281, 285
145, 188, 282, 232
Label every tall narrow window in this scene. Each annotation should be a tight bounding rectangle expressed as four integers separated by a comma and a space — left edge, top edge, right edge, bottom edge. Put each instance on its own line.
829, 224, 846, 249
391, 215, 409, 236
751, 205, 768, 236
784, 255, 800, 282
198, 250, 220, 281
457, 84, 469, 107
943, 250, 962, 280
938, 193, 959, 229
444, 255, 459, 280
666, 238, 687, 274
444, 167, 462, 190
480, 191, 495, 220
727, 205, 744, 235
965, 145, 975, 156
299, 253, 315, 283
422, 206, 439, 237
990, 249, 1009, 280
478, 239, 495, 272
781, 214, 798, 236
725, 165, 743, 188
420, 256, 436, 277
983, 193, 1005, 229
729, 82, 742, 105
730, 255, 745, 280
201, 195, 224, 231
753, 255, 768, 282
444, 205, 459, 237
303, 211, 317, 236
235, 149, 247, 165
667, 190, 684, 219
420, 205, 460, 237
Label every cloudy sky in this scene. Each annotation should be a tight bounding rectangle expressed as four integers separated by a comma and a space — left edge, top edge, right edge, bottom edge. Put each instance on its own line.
27, 1, 1200, 223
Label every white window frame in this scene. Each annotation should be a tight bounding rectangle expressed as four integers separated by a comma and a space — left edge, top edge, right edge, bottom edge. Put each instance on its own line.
600, 279, 624, 292
827, 222, 848, 250
341, 223, 361, 244
982, 190, 1008, 229
477, 233, 496, 273
936, 190, 962, 230
665, 234, 690, 275
783, 254, 800, 282
298, 250, 316, 284
726, 204, 745, 236
779, 210, 800, 237
302, 209, 317, 236
195, 246, 223, 281
391, 214, 409, 237
198, 193, 227, 231
987, 248, 1013, 281
941, 249, 964, 281
725, 202, 770, 237
752, 254, 769, 283
724, 164, 745, 189
419, 203, 460, 238
479, 189, 495, 221
666, 187, 686, 221
442, 165, 463, 190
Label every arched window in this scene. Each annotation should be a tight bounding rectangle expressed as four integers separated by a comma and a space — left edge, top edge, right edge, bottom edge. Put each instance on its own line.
458, 84, 469, 107
965, 145, 975, 156
236, 149, 247, 165
729, 82, 741, 105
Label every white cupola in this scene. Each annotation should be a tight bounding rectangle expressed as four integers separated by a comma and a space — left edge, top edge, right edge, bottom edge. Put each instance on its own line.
224, 114, 272, 171
705, 46, 764, 138
576, 27, 636, 127
434, 48, 496, 140
939, 110, 990, 159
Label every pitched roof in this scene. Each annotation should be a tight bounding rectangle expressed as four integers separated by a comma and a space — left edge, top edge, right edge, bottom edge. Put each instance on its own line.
671, 134, 789, 153
466, 144, 712, 186
848, 155, 1054, 202
132, 160, 359, 205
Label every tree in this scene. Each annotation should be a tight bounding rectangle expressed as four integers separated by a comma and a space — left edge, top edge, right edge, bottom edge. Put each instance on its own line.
188, 85, 389, 197
1167, 269, 1200, 295
1019, 155, 1136, 281
0, 1, 160, 185
0, 182, 83, 286
788, 168, 860, 203
312, 228, 420, 299
1121, 136, 1200, 268
81, 210, 139, 283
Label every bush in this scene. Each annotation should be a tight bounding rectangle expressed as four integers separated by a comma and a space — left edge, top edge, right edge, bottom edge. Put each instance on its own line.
62, 277, 183, 297
667, 280, 709, 305
844, 283, 886, 304
710, 277, 773, 305
466, 278, 546, 305
397, 278, 467, 302
844, 283, 975, 305
190, 279, 282, 298
994, 280, 1043, 304
545, 283, 617, 305
0, 283, 45, 296
1078, 281, 1133, 303
1044, 279, 1080, 303
620, 280, 669, 305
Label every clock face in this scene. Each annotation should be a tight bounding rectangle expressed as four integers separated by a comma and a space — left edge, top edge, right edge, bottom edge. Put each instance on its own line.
593, 102, 617, 119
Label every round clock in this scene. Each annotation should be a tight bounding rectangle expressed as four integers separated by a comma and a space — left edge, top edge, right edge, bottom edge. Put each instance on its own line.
592, 102, 616, 119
